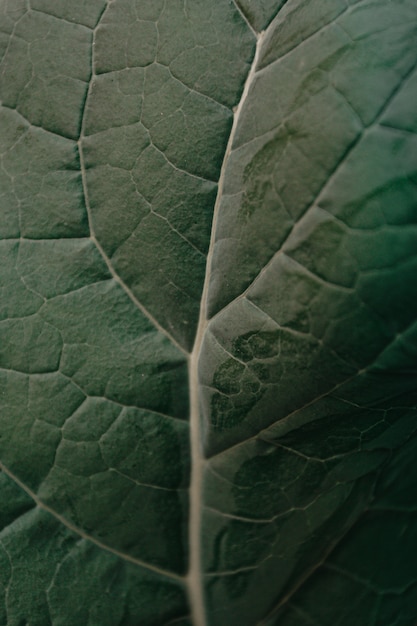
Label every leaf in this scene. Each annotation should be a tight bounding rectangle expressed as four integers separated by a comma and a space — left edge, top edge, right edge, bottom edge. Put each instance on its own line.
0, 1, 416, 625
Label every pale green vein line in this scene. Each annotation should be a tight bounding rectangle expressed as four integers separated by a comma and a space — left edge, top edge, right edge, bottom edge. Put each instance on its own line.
209, 316, 417, 462
163, 62, 232, 114
76, 3, 187, 356
210, 54, 417, 328
187, 29, 266, 626
255, 2, 353, 74
231, 0, 258, 38
204, 563, 260, 577
150, 139, 218, 186
0, 460, 184, 583
0, 103, 78, 141
28, 5, 94, 31
324, 562, 380, 593
58, 385, 186, 424
255, 508, 370, 626
109, 467, 187, 493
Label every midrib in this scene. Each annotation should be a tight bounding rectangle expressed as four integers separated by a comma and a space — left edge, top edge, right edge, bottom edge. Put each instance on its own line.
80, 5, 266, 622
187, 30, 265, 626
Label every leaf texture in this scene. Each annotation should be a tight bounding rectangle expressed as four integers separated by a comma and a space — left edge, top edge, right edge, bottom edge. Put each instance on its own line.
0, 1, 416, 625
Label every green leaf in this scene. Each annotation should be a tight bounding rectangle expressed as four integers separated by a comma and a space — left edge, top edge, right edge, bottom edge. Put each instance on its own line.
0, 1, 416, 625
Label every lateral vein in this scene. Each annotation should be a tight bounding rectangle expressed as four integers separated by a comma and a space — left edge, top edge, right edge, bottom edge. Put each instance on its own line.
76, 2, 187, 356
0, 460, 184, 583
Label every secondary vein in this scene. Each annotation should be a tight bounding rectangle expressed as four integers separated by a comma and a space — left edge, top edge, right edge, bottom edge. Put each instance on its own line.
0, 460, 184, 583
76, 2, 187, 356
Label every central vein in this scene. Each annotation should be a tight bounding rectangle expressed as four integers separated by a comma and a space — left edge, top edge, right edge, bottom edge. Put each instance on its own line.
186, 30, 265, 626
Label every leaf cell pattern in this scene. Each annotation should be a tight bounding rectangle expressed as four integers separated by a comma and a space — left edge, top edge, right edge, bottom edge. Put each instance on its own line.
0, 1, 416, 625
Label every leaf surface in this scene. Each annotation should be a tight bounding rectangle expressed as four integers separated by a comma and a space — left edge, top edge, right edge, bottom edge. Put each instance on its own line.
0, 1, 416, 625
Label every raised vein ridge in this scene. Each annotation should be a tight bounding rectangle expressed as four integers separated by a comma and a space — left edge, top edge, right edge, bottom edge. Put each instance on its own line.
0, 460, 183, 583
187, 27, 265, 626
77, 2, 187, 356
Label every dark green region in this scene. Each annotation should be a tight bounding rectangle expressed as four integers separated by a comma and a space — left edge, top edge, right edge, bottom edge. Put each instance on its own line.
0, 472, 188, 626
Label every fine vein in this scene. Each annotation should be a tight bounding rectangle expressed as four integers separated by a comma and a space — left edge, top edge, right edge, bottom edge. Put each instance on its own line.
209, 54, 417, 330
77, 3, 186, 357
187, 30, 264, 626
0, 460, 183, 583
